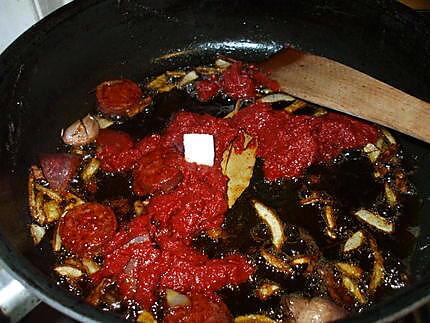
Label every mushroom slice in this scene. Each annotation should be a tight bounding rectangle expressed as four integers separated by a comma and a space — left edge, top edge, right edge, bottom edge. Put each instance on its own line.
43, 200, 62, 223
284, 99, 307, 113
252, 201, 285, 249
81, 158, 100, 182
222, 135, 257, 208
384, 183, 398, 207
354, 209, 395, 233
166, 289, 191, 308
137, 311, 157, 323
30, 224, 46, 245
178, 70, 198, 87
62, 114, 99, 146
341, 276, 367, 304
363, 143, 381, 163
82, 258, 100, 274
260, 250, 292, 274
256, 282, 280, 301
259, 92, 295, 104
344, 231, 365, 253
52, 224, 62, 252
336, 262, 363, 280
234, 314, 276, 323
369, 237, 385, 293
54, 265, 83, 278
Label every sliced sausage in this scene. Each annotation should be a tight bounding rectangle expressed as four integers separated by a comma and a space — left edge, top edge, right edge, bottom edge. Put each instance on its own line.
59, 203, 117, 257
39, 153, 81, 193
96, 79, 151, 117
133, 149, 183, 196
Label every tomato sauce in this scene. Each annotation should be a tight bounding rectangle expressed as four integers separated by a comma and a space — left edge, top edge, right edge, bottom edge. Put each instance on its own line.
91, 66, 378, 311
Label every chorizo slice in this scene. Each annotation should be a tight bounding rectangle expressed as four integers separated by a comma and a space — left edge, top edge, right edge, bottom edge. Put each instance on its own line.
96, 79, 151, 117
133, 149, 183, 196
59, 202, 117, 257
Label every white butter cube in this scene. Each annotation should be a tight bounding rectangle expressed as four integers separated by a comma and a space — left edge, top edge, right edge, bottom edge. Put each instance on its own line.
183, 133, 214, 166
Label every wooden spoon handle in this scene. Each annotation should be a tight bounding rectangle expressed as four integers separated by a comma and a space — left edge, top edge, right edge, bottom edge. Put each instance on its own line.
260, 48, 430, 143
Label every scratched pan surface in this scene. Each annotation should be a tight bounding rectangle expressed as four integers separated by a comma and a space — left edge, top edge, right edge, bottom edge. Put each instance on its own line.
1, 0, 430, 322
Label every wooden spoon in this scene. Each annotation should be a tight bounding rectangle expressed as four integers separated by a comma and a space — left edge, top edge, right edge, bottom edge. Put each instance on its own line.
259, 48, 430, 143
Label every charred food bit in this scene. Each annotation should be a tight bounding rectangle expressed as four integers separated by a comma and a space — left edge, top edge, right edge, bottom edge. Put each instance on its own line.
62, 114, 99, 146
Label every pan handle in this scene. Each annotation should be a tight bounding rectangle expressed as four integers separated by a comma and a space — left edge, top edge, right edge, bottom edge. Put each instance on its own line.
0, 266, 40, 322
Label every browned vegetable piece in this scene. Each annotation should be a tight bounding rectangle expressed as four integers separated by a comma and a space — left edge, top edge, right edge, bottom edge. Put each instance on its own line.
336, 262, 363, 280
368, 237, 385, 293
284, 99, 307, 113
147, 74, 177, 93
342, 276, 367, 304
260, 249, 292, 273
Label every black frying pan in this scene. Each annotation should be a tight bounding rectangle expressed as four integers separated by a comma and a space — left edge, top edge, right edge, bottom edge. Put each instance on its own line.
1, 0, 430, 322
